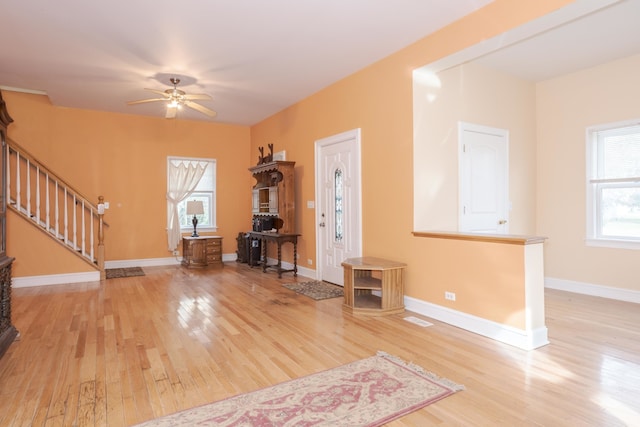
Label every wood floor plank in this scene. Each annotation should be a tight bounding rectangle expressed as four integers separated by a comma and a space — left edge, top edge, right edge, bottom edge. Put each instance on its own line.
104, 380, 125, 427
0, 262, 639, 426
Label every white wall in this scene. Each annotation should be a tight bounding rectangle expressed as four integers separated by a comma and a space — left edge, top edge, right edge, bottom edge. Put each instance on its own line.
413, 61, 537, 234
537, 53, 640, 292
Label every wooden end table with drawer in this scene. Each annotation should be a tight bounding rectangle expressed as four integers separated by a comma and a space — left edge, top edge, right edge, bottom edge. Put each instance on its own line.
181, 236, 223, 268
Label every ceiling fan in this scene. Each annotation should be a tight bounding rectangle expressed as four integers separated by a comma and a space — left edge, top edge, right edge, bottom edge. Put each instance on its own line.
127, 78, 217, 119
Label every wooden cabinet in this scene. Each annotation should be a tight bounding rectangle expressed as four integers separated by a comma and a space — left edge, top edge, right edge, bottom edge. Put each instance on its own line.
249, 161, 295, 234
0, 91, 17, 359
342, 257, 406, 316
182, 236, 223, 268
251, 186, 279, 214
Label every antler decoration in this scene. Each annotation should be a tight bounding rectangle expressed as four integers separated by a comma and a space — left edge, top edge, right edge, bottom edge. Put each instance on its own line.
257, 144, 276, 164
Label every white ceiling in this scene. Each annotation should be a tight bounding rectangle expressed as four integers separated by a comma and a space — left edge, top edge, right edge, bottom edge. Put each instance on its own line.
5, 1, 638, 126
0, 0, 493, 125
474, 0, 640, 82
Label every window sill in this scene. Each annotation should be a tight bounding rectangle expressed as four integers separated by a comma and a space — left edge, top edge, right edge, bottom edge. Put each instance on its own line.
585, 238, 640, 250
181, 226, 218, 233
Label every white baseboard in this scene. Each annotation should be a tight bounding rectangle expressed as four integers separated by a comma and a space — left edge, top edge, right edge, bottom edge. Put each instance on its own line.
404, 296, 549, 351
263, 257, 316, 280
13, 256, 182, 287
105, 252, 238, 269
13, 253, 313, 288
545, 277, 640, 304
13, 271, 101, 288
105, 257, 180, 269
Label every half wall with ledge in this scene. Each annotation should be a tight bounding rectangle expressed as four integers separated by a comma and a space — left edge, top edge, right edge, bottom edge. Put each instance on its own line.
409, 231, 548, 350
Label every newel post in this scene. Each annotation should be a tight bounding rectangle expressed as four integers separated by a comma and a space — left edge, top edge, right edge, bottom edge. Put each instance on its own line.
97, 195, 105, 280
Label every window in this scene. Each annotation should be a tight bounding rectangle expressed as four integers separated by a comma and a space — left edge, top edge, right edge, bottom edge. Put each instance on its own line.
334, 168, 343, 242
167, 157, 217, 231
586, 121, 640, 249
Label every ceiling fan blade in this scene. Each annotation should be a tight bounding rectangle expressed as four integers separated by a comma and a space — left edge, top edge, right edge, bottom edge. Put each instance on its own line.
127, 98, 165, 105
184, 101, 217, 118
165, 106, 177, 119
183, 93, 212, 101
144, 88, 171, 97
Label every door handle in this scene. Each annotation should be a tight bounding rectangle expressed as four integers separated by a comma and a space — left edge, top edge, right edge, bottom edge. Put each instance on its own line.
498, 219, 507, 225
319, 212, 326, 227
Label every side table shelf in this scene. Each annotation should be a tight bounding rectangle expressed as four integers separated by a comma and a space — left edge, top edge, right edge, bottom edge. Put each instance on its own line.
341, 257, 406, 316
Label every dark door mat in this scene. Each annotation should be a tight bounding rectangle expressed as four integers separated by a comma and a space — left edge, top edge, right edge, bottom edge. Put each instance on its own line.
105, 267, 145, 279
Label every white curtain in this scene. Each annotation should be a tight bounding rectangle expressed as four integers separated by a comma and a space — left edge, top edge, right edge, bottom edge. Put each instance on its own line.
166, 161, 208, 251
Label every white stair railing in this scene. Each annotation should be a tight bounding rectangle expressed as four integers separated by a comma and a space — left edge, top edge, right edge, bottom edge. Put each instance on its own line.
6, 139, 105, 270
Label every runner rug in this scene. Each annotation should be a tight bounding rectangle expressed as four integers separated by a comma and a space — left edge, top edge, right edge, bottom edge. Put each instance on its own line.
134, 351, 463, 427
282, 280, 344, 300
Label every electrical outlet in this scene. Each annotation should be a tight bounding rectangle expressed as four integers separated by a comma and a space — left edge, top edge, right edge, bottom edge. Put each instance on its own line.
307, 259, 313, 265
445, 291, 456, 301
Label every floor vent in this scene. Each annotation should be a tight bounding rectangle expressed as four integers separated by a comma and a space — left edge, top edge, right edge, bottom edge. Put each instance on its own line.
403, 316, 433, 327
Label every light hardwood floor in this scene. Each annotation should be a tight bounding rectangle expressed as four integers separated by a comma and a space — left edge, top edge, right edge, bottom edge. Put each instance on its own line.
1, 262, 639, 426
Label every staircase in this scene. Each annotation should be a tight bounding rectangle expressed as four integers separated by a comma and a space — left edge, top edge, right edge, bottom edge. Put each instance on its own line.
6, 139, 106, 278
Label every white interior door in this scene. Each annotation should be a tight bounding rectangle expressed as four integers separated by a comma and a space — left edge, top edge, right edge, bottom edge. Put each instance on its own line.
459, 122, 509, 233
315, 129, 362, 285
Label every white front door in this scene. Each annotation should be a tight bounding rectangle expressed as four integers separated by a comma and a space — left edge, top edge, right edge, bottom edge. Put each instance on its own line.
315, 129, 362, 285
459, 122, 509, 233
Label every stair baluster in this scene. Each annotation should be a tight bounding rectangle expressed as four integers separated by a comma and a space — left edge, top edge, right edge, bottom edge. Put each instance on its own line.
5, 140, 106, 272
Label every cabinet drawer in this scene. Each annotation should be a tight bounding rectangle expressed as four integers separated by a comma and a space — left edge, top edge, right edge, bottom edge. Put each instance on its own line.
206, 242, 221, 251
206, 254, 222, 267
206, 253, 222, 262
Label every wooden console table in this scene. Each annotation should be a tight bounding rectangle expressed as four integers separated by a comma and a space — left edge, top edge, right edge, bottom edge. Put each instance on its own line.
182, 236, 223, 268
341, 257, 406, 316
248, 231, 300, 278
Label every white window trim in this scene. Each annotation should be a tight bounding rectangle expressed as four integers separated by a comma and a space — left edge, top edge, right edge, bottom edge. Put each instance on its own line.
586, 119, 640, 250
167, 156, 218, 233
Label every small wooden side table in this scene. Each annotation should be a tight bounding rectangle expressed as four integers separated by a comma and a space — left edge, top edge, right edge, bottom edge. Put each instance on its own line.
341, 257, 406, 316
182, 236, 223, 268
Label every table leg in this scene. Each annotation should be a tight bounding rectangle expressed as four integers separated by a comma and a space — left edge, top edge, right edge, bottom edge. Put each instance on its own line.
261, 238, 267, 272
276, 241, 282, 278
293, 239, 298, 276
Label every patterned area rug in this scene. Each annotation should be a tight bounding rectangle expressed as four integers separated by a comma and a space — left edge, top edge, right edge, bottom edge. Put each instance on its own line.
134, 352, 463, 427
105, 267, 145, 279
283, 280, 344, 300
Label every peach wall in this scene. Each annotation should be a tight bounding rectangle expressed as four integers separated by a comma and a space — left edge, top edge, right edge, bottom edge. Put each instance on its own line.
250, 0, 573, 321
537, 54, 640, 291
4, 91, 251, 277
8, 210, 93, 276
413, 236, 527, 328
